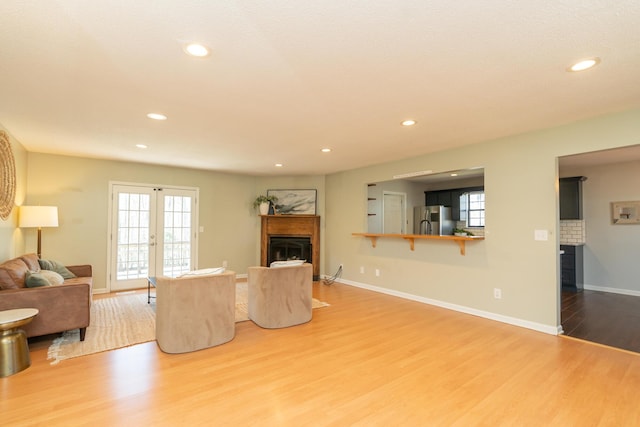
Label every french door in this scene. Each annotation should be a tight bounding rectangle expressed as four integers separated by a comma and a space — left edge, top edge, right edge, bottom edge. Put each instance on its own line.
109, 183, 198, 292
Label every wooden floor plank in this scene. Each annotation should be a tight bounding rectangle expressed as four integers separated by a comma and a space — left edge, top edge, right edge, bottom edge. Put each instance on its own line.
562, 289, 640, 353
2, 282, 640, 426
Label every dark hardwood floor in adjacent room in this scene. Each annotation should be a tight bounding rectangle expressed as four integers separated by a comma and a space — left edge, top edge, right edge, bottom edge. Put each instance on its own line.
562, 289, 640, 353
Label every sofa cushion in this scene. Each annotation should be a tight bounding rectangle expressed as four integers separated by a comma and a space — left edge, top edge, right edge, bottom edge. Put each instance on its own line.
39, 259, 77, 279
0, 258, 30, 290
62, 276, 93, 287
25, 271, 51, 288
20, 253, 41, 271
40, 270, 65, 285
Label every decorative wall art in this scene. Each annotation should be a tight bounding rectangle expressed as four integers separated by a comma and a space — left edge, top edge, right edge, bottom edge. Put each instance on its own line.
611, 201, 640, 224
267, 189, 317, 215
0, 131, 17, 220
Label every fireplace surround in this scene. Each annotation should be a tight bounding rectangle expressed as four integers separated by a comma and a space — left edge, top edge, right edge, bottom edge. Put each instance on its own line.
260, 215, 320, 280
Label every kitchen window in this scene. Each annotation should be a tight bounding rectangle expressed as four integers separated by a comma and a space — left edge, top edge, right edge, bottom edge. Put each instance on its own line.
460, 191, 485, 227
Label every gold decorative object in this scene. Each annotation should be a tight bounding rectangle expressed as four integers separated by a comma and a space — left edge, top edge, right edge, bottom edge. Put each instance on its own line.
0, 131, 17, 220
0, 308, 39, 377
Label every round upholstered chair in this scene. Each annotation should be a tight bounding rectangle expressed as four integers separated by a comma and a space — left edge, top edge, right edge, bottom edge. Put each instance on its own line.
247, 263, 313, 329
155, 270, 236, 353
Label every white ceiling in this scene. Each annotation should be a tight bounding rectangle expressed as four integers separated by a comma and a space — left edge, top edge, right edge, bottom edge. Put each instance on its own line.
1, 1, 639, 176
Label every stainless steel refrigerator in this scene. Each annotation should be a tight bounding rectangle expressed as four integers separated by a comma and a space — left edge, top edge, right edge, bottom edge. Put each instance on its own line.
413, 205, 454, 235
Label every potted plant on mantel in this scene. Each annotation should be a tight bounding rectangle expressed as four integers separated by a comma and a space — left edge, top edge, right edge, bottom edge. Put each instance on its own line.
253, 195, 278, 215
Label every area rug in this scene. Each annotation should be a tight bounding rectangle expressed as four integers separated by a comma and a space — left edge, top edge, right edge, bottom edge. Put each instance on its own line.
234, 282, 329, 322
47, 283, 328, 364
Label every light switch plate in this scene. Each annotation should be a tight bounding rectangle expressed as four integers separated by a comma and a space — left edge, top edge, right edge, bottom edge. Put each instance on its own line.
534, 229, 548, 241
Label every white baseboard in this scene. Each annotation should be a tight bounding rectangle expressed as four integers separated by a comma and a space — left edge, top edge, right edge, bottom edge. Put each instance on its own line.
583, 284, 640, 297
333, 277, 562, 336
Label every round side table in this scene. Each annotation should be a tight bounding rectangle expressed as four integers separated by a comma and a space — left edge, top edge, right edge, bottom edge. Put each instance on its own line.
0, 308, 39, 377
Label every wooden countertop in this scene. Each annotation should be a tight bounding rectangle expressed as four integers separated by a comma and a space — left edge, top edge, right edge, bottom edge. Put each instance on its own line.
352, 233, 484, 255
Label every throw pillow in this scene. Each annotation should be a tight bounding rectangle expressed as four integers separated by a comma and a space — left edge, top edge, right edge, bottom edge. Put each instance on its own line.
25, 271, 51, 288
38, 259, 77, 279
270, 260, 306, 268
39, 269, 65, 286
178, 267, 226, 277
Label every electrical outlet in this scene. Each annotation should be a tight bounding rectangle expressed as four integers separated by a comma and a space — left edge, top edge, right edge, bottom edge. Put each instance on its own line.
222, 260, 228, 268
494, 288, 502, 299
375, 269, 380, 277
360, 266, 365, 274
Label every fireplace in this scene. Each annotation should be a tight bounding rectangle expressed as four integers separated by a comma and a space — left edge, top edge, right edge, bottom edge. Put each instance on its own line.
261, 215, 320, 280
268, 236, 312, 264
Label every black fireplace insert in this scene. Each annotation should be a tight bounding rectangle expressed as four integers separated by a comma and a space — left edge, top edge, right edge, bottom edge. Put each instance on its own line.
268, 236, 312, 265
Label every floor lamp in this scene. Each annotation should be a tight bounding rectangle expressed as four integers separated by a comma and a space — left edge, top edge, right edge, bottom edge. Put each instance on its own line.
19, 206, 59, 258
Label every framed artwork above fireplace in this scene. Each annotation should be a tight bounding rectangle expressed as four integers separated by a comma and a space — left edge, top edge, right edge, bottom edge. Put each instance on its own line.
267, 189, 317, 215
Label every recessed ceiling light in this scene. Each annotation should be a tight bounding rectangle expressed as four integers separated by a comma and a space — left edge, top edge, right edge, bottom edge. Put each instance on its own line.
147, 113, 167, 121
184, 43, 211, 57
321, 148, 331, 153
450, 173, 458, 177
275, 163, 283, 167
136, 144, 148, 149
401, 120, 416, 126
568, 57, 601, 72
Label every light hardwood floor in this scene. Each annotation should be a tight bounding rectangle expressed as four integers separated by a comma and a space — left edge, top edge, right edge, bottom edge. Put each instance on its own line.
2, 282, 640, 426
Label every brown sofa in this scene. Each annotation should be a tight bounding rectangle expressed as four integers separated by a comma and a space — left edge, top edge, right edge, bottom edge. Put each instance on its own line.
0, 253, 92, 341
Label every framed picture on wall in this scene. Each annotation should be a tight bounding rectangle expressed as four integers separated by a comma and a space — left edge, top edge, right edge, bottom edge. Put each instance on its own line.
267, 189, 317, 215
611, 201, 640, 224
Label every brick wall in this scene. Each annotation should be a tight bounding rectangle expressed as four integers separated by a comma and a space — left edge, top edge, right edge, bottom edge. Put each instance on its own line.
560, 220, 585, 245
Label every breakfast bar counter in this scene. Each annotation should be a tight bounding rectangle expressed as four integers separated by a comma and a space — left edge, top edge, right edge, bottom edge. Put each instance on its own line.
352, 233, 484, 255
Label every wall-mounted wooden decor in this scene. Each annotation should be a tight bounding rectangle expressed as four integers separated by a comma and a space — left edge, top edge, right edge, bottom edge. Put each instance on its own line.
0, 131, 17, 220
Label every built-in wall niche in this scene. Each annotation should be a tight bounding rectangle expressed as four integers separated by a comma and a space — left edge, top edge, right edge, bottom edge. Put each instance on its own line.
366, 167, 484, 234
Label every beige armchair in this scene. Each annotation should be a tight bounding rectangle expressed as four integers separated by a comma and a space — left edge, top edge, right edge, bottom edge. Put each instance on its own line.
155, 270, 236, 353
248, 263, 313, 328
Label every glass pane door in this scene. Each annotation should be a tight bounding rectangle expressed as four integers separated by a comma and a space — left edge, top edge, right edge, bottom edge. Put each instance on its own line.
158, 190, 195, 277
110, 184, 197, 292
111, 185, 155, 291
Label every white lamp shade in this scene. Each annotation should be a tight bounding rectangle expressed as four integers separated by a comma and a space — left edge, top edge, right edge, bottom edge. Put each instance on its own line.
19, 206, 59, 228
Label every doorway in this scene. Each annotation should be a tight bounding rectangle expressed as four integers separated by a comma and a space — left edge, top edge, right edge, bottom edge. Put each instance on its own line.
108, 183, 199, 292
558, 145, 640, 352
382, 191, 406, 234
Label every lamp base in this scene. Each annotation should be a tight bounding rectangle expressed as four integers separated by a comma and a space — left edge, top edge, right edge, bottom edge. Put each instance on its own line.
37, 227, 42, 259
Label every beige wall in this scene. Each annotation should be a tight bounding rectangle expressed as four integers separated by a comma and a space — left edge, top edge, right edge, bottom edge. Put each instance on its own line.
325, 108, 640, 332
0, 126, 28, 260
24, 153, 262, 292
4, 108, 640, 333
